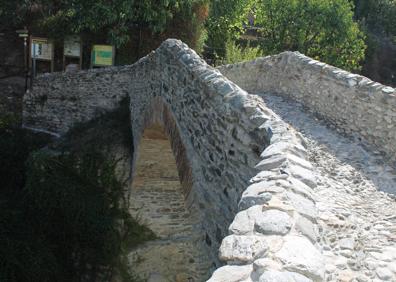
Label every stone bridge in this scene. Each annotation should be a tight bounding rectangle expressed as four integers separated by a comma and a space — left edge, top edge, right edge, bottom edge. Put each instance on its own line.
23, 39, 396, 282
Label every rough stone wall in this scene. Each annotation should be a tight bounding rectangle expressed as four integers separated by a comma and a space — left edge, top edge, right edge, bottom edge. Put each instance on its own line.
23, 40, 325, 281
218, 52, 396, 162
128, 125, 212, 281
23, 66, 132, 135
127, 41, 270, 275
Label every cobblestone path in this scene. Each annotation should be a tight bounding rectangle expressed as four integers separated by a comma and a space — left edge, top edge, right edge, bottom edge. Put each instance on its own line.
129, 125, 210, 282
260, 93, 396, 282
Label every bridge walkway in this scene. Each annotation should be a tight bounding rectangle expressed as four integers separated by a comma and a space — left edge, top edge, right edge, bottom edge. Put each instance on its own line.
259, 93, 396, 282
128, 124, 211, 282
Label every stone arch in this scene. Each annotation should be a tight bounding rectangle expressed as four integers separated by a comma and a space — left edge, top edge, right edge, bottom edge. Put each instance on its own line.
128, 97, 212, 281
131, 96, 194, 205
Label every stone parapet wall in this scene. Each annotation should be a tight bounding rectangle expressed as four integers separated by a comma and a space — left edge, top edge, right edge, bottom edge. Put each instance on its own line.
23, 40, 325, 281
208, 106, 324, 282
23, 65, 133, 134
218, 52, 396, 162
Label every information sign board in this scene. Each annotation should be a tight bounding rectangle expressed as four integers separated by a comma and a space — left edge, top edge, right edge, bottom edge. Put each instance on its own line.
91, 45, 114, 66
64, 36, 81, 57
31, 37, 53, 61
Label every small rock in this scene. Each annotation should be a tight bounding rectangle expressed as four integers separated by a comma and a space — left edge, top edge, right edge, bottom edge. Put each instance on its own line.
275, 235, 324, 280
287, 192, 317, 221
295, 216, 318, 242
259, 270, 312, 282
229, 205, 262, 235
339, 238, 355, 250
335, 257, 348, 269
325, 263, 336, 273
285, 165, 316, 188
255, 209, 293, 235
207, 265, 253, 282
253, 258, 282, 276
338, 270, 355, 282
375, 267, 394, 280
340, 250, 353, 258
219, 235, 268, 263
239, 191, 272, 210
356, 274, 369, 282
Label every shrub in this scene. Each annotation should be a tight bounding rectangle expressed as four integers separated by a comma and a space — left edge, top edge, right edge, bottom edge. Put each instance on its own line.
0, 100, 155, 281
224, 40, 263, 65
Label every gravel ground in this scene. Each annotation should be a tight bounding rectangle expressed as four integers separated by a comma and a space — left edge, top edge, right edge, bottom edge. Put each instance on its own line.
259, 93, 396, 282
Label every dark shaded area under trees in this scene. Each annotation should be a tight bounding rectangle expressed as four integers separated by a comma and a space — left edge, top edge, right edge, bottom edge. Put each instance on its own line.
0, 100, 156, 281
353, 0, 396, 86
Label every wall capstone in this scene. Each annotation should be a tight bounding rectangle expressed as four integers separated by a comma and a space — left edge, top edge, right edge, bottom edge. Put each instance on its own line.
218, 52, 396, 163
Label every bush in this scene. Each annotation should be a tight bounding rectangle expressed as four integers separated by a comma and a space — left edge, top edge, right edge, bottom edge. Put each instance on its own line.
205, 0, 255, 60
0, 101, 155, 281
224, 40, 263, 65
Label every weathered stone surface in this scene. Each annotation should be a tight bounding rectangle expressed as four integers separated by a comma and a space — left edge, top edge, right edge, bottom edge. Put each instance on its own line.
255, 92, 396, 282
338, 238, 355, 250
288, 178, 315, 201
285, 165, 317, 188
295, 216, 318, 243
258, 270, 312, 282
219, 51, 396, 160
219, 235, 269, 263
23, 39, 334, 281
207, 265, 253, 282
286, 192, 317, 221
260, 142, 307, 159
229, 205, 262, 235
253, 258, 282, 275
254, 209, 293, 235
256, 155, 287, 170
375, 267, 393, 280
239, 181, 280, 210
275, 235, 325, 281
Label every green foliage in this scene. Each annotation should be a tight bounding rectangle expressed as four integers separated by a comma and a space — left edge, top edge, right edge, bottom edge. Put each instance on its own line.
0, 0, 205, 47
224, 40, 263, 64
205, 0, 255, 57
0, 102, 155, 281
254, 0, 366, 71
353, 0, 396, 38
0, 115, 51, 194
0, 0, 30, 27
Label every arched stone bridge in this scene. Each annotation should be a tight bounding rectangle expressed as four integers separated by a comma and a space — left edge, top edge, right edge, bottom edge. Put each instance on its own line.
23, 39, 396, 282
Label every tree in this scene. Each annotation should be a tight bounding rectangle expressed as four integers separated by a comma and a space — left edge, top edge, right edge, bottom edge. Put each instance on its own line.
254, 0, 366, 71
352, 0, 396, 85
0, 0, 205, 47
205, 0, 255, 58
353, 0, 396, 37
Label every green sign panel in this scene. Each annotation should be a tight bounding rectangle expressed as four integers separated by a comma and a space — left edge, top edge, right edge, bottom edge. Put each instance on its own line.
91, 45, 114, 66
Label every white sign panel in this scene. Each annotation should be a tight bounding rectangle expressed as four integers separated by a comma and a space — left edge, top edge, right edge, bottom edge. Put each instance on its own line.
64, 36, 81, 57
31, 37, 53, 61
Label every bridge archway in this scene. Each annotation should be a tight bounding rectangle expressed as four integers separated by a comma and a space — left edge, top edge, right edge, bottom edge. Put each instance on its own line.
128, 98, 212, 281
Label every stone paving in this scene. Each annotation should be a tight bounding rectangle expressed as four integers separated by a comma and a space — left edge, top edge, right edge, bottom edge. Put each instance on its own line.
129, 125, 211, 281
260, 93, 396, 282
